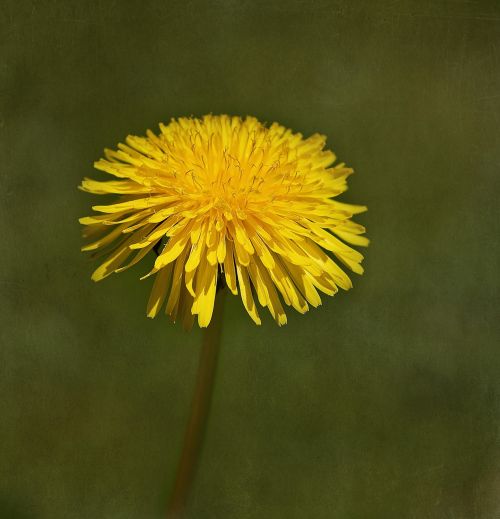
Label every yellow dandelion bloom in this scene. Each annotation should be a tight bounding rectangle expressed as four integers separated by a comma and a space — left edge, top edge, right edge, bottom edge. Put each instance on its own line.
79, 115, 368, 329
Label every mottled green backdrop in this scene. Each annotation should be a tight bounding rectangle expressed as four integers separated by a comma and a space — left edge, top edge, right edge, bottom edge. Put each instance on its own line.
2, 1, 500, 518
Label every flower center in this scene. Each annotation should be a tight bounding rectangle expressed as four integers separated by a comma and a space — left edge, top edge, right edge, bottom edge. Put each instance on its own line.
213, 196, 231, 212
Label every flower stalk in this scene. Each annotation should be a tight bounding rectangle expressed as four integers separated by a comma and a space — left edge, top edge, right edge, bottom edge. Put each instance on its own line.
167, 288, 226, 518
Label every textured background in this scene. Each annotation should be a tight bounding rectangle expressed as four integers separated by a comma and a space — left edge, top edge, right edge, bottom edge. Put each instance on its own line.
2, 1, 500, 518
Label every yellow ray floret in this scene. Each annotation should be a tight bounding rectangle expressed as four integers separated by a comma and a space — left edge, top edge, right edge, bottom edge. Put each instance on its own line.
79, 114, 368, 328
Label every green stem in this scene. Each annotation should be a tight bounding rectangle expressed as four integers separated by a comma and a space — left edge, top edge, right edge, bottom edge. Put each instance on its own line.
167, 289, 226, 518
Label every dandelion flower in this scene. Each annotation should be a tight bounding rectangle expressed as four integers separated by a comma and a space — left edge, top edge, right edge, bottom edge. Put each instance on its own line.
79, 115, 368, 329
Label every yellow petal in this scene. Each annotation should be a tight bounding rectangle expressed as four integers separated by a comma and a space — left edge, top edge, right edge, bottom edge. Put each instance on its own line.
165, 245, 190, 318
185, 222, 207, 272
179, 287, 196, 331
154, 222, 193, 269
235, 261, 261, 325
91, 243, 132, 281
333, 229, 370, 247
92, 195, 176, 214
114, 241, 157, 273
194, 263, 217, 328
223, 241, 238, 295
216, 230, 227, 263
81, 222, 129, 252
285, 261, 323, 307
147, 264, 173, 318
253, 258, 287, 326
80, 178, 153, 195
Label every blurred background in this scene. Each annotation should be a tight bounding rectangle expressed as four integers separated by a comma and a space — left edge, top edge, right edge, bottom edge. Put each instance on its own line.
2, 0, 500, 517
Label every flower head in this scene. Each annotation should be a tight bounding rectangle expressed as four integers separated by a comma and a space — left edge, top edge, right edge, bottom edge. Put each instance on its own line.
80, 115, 368, 329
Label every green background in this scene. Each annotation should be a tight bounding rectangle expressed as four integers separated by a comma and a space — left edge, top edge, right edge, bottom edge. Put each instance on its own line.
2, 1, 500, 517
